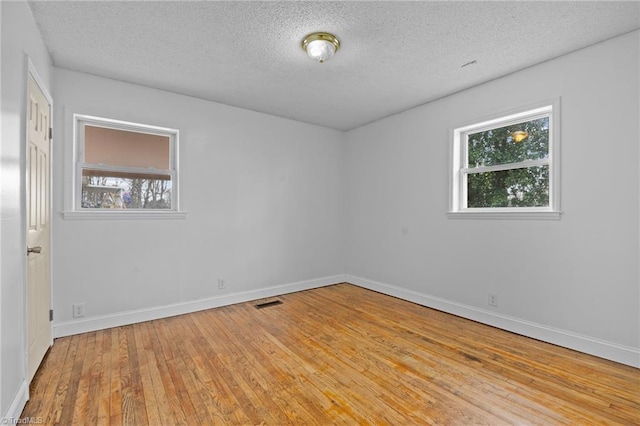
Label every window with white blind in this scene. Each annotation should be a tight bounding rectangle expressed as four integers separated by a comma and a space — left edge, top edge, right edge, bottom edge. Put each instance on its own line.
68, 114, 183, 218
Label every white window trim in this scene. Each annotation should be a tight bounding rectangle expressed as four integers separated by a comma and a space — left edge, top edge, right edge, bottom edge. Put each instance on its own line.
63, 113, 186, 220
448, 99, 561, 220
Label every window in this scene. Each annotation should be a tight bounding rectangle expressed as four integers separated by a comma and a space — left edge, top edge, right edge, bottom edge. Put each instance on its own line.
66, 114, 184, 218
449, 101, 560, 219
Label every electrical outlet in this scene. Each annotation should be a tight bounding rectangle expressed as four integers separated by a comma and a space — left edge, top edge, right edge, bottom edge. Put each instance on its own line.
488, 293, 498, 307
73, 303, 85, 318
218, 278, 225, 290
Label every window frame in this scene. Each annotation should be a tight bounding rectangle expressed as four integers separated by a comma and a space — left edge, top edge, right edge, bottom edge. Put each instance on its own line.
64, 113, 185, 219
448, 99, 561, 220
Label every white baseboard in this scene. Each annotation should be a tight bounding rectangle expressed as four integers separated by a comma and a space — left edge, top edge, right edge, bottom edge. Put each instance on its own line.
52, 273, 639, 368
347, 274, 640, 368
2, 380, 29, 422
54, 274, 346, 338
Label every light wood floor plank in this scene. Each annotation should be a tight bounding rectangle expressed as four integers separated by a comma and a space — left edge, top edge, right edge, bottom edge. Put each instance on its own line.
108, 328, 122, 426
189, 313, 282, 424
22, 284, 640, 425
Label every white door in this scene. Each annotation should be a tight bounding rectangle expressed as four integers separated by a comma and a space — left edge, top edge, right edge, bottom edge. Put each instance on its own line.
26, 73, 52, 382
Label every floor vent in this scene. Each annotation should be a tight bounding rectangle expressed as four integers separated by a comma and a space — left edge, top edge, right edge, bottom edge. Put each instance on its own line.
255, 300, 283, 309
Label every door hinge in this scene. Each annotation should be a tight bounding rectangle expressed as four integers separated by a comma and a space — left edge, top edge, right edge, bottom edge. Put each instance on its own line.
49, 127, 53, 140
49, 309, 53, 322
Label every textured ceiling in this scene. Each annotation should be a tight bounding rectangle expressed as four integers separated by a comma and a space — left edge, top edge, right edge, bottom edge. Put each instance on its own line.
29, 1, 640, 131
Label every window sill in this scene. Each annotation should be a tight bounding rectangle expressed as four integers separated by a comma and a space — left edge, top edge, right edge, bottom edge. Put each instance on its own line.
62, 211, 187, 220
447, 210, 562, 220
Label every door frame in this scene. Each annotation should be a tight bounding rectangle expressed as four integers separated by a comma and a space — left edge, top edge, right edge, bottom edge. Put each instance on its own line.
24, 56, 54, 386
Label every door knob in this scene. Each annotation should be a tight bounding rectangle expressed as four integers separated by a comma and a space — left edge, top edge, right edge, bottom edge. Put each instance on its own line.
27, 246, 42, 255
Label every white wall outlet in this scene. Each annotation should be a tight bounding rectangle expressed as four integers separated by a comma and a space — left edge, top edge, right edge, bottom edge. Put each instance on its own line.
488, 293, 498, 307
73, 303, 85, 318
218, 277, 225, 289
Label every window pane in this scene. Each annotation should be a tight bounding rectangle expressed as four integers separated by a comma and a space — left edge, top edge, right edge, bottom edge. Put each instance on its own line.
81, 169, 172, 209
84, 125, 170, 169
467, 117, 549, 168
467, 165, 549, 208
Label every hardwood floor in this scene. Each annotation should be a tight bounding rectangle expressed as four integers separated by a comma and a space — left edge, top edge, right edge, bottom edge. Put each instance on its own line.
22, 284, 639, 425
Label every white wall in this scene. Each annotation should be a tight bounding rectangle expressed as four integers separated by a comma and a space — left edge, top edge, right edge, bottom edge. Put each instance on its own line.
51, 69, 345, 334
345, 31, 640, 367
0, 0, 53, 418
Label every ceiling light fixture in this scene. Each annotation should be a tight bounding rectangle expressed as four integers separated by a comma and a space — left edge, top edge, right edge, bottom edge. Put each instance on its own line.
302, 32, 340, 64
511, 130, 529, 143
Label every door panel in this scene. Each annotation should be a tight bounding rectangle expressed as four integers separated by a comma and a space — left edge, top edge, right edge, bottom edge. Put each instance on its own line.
27, 74, 52, 382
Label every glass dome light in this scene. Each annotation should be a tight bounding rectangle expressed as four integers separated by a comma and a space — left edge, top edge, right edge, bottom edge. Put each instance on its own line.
511, 130, 529, 143
302, 32, 340, 64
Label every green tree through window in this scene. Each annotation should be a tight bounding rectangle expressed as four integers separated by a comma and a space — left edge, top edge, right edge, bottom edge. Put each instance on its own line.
466, 117, 549, 208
